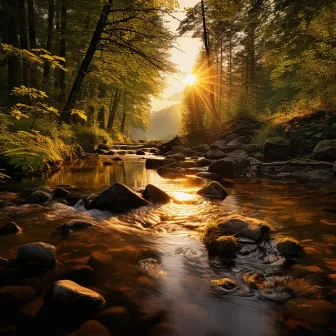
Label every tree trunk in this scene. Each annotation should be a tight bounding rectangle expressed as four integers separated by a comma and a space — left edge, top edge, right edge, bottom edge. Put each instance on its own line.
59, 2, 67, 104
120, 93, 127, 134
97, 83, 107, 128
7, 14, 21, 100
27, 0, 36, 48
107, 88, 122, 131
16, 0, 29, 86
200, 0, 219, 122
60, 0, 114, 123
54, 0, 61, 91
219, 37, 223, 113
43, 0, 55, 89
228, 31, 232, 113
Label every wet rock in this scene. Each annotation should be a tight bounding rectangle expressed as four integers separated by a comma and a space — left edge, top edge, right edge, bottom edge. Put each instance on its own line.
217, 215, 272, 242
97, 306, 130, 328
0, 286, 36, 306
243, 272, 265, 289
157, 162, 185, 177
313, 139, 336, 162
181, 161, 196, 168
291, 265, 326, 284
195, 158, 212, 167
283, 298, 336, 326
0, 221, 21, 235
247, 157, 261, 166
137, 258, 166, 278
63, 265, 94, 282
49, 280, 105, 311
166, 153, 185, 161
192, 144, 209, 153
276, 238, 302, 259
53, 187, 70, 199
136, 150, 146, 155
18, 242, 56, 267
145, 158, 176, 169
195, 172, 222, 181
89, 252, 113, 269
26, 190, 52, 205
263, 137, 291, 160
142, 184, 171, 203
117, 151, 126, 155
112, 157, 123, 161
0, 202, 16, 208
61, 220, 95, 235
202, 223, 240, 257
211, 278, 238, 291
90, 182, 150, 213
85, 153, 100, 163
172, 146, 197, 156
196, 181, 228, 199
98, 144, 111, 151
293, 169, 335, 182
210, 140, 227, 150
330, 274, 336, 283
226, 149, 248, 160
204, 149, 226, 160
254, 152, 264, 160
69, 320, 110, 336
19, 187, 52, 199
208, 158, 234, 178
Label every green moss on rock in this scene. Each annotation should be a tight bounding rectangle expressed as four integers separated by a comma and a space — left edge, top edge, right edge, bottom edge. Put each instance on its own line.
276, 237, 302, 259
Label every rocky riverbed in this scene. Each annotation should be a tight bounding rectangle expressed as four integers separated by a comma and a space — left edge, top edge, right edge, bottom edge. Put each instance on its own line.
0, 157, 335, 335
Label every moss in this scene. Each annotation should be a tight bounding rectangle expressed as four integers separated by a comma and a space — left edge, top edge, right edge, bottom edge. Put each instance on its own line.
276, 237, 302, 259
215, 236, 240, 254
201, 221, 221, 246
211, 278, 238, 290
243, 272, 265, 289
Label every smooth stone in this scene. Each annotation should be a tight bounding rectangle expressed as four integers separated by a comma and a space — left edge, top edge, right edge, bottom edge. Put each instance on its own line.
217, 215, 271, 241
166, 153, 185, 161
137, 258, 166, 278
208, 158, 235, 178
211, 278, 238, 290
68, 320, 110, 336
204, 149, 226, 160
18, 242, 56, 266
136, 150, 146, 155
142, 184, 171, 203
263, 137, 291, 160
195, 158, 212, 167
112, 157, 123, 161
53, 187, 70, 198
196, 181, 228, 199
292, 264, 326, 284
63, 265, 94, 282
90, 182, 149, 213
26, 191, 52, 205
19, 187, 52, 199
276, 238, 302, 259
0, 222, 21, 235
313, 139, 336, 162
18, 297, 44, 319
61, 220, 95, 235
304, 247, 322, 256
50, 280, 105, 310
102, 161, 113, 166
145, 158, 176, 169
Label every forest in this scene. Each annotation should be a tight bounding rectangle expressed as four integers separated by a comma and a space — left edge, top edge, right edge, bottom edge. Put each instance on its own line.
0, 1, 336, 336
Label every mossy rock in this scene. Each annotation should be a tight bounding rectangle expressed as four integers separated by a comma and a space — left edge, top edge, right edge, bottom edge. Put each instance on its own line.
243, 272, 265, 289
276, 237, 302, 259
211, 278, 238, 290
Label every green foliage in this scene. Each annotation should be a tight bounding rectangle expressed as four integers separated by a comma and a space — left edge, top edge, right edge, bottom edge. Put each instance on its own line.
0, 130, 73, 172
10, 86, 59, 130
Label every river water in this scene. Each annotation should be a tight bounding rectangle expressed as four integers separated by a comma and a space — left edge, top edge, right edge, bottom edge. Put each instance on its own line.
0, 156, 335, 335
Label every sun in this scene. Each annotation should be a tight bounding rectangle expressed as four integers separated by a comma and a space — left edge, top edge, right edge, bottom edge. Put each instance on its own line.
184, 73, 196, 86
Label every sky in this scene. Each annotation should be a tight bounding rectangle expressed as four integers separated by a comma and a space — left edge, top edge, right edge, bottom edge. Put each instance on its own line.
151, 0, 201, 111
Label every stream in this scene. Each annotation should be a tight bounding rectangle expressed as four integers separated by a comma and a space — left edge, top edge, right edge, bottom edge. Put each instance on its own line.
0, 155, 335, 335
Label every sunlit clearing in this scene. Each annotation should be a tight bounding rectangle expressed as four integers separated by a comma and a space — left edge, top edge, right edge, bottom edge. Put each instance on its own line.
184, 73, 196, 86
172, 191, 195, 202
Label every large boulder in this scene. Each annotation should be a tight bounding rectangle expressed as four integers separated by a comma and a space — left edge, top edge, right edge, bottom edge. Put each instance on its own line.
17, 242, 56, 267
142, 184, 171, 203
89, 182, 150, 213
157, 162, 185, 177
49, 280, 105, 311
313, 139, 336, 162
263, 137, 291, 160
196, 181, 228, 199
204, 149, 226, 160
276, 237, 302, 259
171, 146, 197, 156
192, 144, 209, 153
208, 158, 235, 178
195, 158, 212, 167
210, 140, 226, 151
217, 215, 272, 242
226, 149, 248, 160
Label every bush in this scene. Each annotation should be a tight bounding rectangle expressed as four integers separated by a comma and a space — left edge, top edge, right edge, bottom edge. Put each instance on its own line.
72, 125, 112, 153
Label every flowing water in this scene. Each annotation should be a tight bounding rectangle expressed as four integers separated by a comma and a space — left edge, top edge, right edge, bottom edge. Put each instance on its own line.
0, 156, 335, 335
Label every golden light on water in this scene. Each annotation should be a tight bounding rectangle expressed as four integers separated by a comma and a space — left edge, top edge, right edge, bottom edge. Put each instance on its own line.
172, 191, 195, 202
184, 73, 197, 86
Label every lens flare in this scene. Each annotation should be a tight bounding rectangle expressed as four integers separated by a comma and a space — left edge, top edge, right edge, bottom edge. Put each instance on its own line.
184, 73, 196, 86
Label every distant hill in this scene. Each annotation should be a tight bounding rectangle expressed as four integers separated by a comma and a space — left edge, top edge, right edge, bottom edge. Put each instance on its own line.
132, 103, 182, 140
